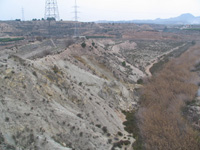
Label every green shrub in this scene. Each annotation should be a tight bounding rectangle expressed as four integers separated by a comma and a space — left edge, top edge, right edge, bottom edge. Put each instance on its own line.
92, 42, 95, 46
0, 37, 24, 42
122, 110, 143, 150
5, 117, 9, 122
122, 61, 126, 67
102, 126, 107, 133
32, 71, 37, 77
117, 131, 123, 136
52, 65, 59, 74
96, 124, 101, 128
81, 42, 86, 48
137, 79, 143, 84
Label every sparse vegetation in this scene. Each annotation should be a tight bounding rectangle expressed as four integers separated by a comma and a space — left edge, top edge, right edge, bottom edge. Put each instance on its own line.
77, 113, 83, 119
47, 17, 56, 21
112, 140, 131, 149
137, 79, 143, 84
122, 61, 126, 67
96, 124, 101, 128
32, 71, 37, 77
107, 133, 111, 137
0, 133, 5, 144
122, 110, 143, 150
192, 40, 196, 45
79, 132, 83, 137
0, 37, 24, 42
92, 42, 95, 47
108, 139, 112, 144
150, 42, 193, 74
5, 117, 10, 122
102, 126, 108, 133
117, 131, 123, 136
52, 65, 59, 74
86, 36, 113, 39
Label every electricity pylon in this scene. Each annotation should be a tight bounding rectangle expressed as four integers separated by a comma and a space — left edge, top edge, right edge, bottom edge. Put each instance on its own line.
44, 0, 60, 21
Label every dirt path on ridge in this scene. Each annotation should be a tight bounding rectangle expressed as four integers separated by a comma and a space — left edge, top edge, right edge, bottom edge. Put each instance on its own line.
145, 44, 186, 76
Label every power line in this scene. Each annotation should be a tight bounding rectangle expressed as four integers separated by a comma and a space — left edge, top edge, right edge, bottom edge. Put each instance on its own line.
44, 0, 60, 21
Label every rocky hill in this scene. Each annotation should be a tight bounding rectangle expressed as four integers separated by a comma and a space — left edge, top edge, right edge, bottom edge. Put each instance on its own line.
1, 19, 199, 149
0, 35, 193, 150
0, 39, 135, 150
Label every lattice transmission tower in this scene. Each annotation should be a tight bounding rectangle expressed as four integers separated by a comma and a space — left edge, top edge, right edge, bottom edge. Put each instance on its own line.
74, 0, 79, 37
21, 7, 25, 21
44, 0, 60, 20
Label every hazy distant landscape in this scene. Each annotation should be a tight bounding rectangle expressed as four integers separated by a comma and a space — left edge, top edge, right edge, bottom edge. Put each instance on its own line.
97, 13, 200, 24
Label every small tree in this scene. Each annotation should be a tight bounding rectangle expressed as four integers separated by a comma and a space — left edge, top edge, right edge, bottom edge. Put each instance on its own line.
92, 42, 95, 47
81, 42, 86, 48
47, 17, 56, 21
137, 78, 143, 84
122, 61, 126, 67
192, 40, 196, 45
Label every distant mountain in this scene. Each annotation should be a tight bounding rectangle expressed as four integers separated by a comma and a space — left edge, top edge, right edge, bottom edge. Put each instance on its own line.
97, 13, 200, 24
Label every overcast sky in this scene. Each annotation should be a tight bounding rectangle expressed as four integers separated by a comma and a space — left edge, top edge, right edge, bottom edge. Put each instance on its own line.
0, 0, 200, 21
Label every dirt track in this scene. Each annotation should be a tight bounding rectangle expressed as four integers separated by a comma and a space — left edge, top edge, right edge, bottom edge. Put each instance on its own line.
145, 43, 186, 76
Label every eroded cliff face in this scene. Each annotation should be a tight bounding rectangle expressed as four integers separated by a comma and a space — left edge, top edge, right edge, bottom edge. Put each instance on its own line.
0, 37, 190, 150
0, 39, 139, 150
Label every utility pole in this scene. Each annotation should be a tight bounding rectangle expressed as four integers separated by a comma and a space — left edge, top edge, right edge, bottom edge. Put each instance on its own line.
74, 0, 79, 37
22, 7, 25, 21
44, 0, 60, 21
